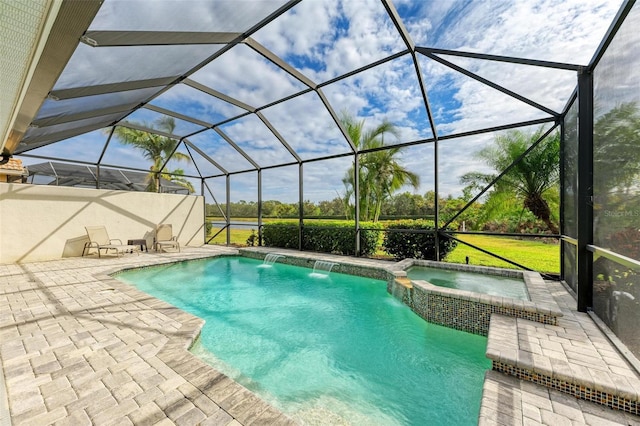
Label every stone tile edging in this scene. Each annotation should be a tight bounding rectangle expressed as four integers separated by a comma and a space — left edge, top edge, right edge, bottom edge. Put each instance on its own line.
405, 279, 559, 335
487, 314, 640, 416
492, 361, 639, 415
239, 248, 563, 335
478, 369, 640, 425
395, 258, 561, 309
238, 248, 397, 281
392, 259, 563, 335
399, 258, 524, 278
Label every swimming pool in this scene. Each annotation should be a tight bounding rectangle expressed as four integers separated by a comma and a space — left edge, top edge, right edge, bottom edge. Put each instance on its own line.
406, 266, 529, 301
117, 256, 490, 425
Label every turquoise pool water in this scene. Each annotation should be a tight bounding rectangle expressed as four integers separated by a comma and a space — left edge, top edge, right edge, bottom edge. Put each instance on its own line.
117, 257, 490, 425
407, 266, 529, 301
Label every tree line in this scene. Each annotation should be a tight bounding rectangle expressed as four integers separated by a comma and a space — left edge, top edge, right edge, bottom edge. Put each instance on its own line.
206, 191, 483, 225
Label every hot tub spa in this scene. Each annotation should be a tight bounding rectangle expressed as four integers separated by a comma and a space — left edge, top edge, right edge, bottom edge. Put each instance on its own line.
406, 265, 529, 301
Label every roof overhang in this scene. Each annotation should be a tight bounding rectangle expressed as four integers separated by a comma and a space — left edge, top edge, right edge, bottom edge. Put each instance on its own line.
1, 0, 102, 158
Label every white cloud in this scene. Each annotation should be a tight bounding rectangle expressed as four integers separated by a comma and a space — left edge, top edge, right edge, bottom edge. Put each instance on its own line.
151, 83, 246, 124
260, 92, 352, 158
252, 1, 340, 60
253, 0, 406, 82
592, 3, 640, 118
189, 44, 306, 107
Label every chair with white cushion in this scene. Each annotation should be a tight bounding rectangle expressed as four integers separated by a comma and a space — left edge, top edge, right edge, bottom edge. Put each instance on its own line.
155, 224, 180, 252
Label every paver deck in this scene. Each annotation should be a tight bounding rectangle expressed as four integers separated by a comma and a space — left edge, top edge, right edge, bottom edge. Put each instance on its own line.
2, 246, 640, 425
481, 279, 640, 426
480, 370, 640, 426
0, 246, 296, 426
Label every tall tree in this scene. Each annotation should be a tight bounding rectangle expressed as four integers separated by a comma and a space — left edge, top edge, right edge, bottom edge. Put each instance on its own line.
113, 117, 193, 193
460, 127, 560, 233
341, 113, 419, 221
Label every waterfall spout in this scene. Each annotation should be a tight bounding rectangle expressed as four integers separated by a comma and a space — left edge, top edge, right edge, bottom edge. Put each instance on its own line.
310, 260, 337, 277
259, 253, 285, 268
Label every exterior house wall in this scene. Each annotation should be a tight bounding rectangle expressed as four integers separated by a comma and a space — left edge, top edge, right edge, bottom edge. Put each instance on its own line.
0, 183, 204, 263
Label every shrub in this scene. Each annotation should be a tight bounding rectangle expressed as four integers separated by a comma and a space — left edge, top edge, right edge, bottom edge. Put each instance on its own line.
482, 217, 552, 235
262, 223, 299, 249
246, 229, 258, 247
262, 221, 382, 256
604, 227, 640, 261
383, 220, 457, 260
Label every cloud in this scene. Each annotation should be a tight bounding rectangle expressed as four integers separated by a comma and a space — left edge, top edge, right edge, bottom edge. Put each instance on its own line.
150, 84, 246, 125
260, 92, 352, 158
187, 131, 254, 173
20, 129, 107, 165
189, 44, 306, 107
251, 1, 339, 60
254, 0, 406, 81
591, 3, 640, 118
245, 0, 619, 198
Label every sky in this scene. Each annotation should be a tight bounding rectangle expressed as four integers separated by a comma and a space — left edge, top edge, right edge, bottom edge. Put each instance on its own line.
19, 0, 624, 204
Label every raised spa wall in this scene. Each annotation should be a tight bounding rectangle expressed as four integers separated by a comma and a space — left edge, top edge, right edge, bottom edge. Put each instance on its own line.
239, 249, 563, 337
389, 259, 563, 336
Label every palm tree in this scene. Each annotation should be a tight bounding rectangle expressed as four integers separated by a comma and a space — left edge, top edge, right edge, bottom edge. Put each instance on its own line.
113, 117, 193, 193
460, 126, 560, 233
341, 113, 420, 221
165, 168, 195, 193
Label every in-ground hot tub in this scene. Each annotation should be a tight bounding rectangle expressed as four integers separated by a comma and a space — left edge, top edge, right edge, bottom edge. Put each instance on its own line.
389, 259, 563, 336
406, 265, 529, 301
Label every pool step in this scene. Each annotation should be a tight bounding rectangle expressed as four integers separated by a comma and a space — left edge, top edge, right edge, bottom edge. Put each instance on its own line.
486, 314, 640, 416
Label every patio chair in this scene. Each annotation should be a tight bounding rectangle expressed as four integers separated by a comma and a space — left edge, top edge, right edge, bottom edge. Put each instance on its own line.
155, 224, 180, 252
82, 226, 139, 258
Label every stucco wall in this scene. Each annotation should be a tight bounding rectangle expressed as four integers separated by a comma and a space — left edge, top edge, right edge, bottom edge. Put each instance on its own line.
0, 183, 205, 263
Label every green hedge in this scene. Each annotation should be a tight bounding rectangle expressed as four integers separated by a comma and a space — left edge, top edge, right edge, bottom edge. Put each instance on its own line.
262, 221, 382, 256
262, 224, 299, 249
383, 220, 457, 260
262, 220, 457, 260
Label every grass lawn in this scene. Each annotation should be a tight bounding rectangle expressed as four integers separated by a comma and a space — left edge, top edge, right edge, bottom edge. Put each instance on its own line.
208, 227, 255, 245
445, 234, 560, 273
207, 221, 560, 273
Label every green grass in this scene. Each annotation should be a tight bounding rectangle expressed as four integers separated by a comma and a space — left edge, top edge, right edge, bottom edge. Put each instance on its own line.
445, 234, 559, 273
207, 220, 560, 273
208, 227, 255, 246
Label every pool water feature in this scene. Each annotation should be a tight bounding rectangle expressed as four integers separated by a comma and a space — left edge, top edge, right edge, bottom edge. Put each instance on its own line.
310, 260, 337, 278
117, 257, 490, 425
260, 253, 284, 267
407, 266, 529, 301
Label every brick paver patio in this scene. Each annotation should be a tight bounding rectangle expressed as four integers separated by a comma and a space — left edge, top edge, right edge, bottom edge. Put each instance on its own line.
2, 246, 640, 425
0, 247, 295, 426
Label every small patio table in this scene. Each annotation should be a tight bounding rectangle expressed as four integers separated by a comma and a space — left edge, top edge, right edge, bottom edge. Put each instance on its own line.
127, 239, 148, 252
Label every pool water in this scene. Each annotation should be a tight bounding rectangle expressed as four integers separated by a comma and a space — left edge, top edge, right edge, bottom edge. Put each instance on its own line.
407, 266, 529, 301
117, 257, 490, 425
